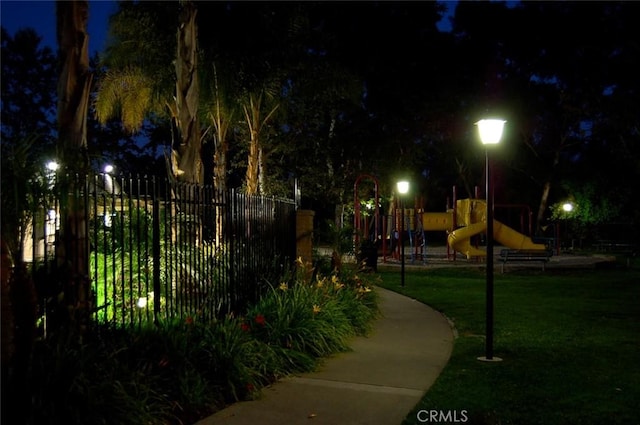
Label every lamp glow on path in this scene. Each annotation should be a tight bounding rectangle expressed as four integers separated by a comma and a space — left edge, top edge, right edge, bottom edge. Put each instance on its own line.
397, 180, 409, 288
476, 118, 505, 362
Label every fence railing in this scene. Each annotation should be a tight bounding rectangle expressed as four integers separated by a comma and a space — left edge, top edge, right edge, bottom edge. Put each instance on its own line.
24, 173, 297, 329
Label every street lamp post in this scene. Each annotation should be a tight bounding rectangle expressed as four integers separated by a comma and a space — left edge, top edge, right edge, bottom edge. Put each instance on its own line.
562, 202, 574, 251
397, 180, 409, 287
46, 161, 59, 188
476, 119, 505, 362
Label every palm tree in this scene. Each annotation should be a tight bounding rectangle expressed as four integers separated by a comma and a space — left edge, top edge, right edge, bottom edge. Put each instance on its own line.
204, 63, 236, 193
242, 91, 279, 195
94, 1, 203, 184
203, 65, 236, 244
171, 0, 201, 184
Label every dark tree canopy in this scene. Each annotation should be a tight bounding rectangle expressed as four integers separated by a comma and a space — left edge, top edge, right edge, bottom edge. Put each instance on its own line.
3, 0, 639, 239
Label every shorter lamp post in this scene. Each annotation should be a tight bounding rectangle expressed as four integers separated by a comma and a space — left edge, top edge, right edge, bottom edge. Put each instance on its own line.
476, 118, 505, 362
397, 180, 409, 287
562, 202, 574, 251
45, 161, 59, 188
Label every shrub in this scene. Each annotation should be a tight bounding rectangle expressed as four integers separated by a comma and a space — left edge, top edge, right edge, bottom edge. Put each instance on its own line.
13, 262, 380, 424
21, 326, 174, 425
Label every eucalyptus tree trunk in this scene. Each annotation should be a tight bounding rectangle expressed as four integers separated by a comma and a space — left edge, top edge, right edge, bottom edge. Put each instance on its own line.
535, 140, 563, 234
56, 0, 93, 333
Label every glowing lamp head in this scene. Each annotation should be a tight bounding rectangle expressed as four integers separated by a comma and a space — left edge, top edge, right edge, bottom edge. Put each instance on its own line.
476, 119, 506, 145
397, 180, 409, 195
562, 203, 573, 212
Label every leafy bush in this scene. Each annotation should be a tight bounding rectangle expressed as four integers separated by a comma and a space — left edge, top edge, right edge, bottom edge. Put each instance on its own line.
10, 263, 380, 425
21, 327, 174, 425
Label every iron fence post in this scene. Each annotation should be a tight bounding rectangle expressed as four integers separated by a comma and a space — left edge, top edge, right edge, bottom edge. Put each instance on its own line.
152, 177, 161, 326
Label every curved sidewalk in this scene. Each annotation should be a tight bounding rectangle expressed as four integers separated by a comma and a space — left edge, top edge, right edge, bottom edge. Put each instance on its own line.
196, 287, 455, 425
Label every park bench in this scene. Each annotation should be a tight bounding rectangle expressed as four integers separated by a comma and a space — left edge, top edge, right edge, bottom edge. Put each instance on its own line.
499, 248, 553, 273
594, 240, 636, 267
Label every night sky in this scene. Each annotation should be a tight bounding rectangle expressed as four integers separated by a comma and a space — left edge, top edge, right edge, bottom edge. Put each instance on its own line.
1, 1, 458, 53
1, 0, 118, 53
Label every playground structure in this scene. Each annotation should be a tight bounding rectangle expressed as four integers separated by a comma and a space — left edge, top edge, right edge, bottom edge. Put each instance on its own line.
384, 197, 545, 263
443, 198, 545, 257
353, 179, 546, 264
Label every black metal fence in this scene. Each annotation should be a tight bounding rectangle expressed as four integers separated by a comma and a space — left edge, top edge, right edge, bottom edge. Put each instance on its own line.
25, 173, 297, 329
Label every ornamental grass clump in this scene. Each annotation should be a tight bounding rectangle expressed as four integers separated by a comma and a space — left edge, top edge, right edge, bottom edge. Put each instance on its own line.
246, 277, 352, 358
246, 258, 379, 359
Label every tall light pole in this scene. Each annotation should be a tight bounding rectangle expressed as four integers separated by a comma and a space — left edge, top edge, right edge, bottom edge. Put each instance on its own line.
476, 119, 505, 362
397, 180, 409, 287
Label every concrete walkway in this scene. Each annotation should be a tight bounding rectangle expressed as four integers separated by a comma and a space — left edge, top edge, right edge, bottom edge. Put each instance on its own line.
196, 287, 455, 425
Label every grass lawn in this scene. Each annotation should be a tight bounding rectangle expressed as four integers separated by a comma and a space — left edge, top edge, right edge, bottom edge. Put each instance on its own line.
376, 263, 640, 425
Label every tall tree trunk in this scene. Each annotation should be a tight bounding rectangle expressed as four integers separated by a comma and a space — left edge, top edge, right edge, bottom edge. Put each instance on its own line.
56, 0, 92, 333
535, 146, 562, 234
210, 65, 232, 193
211, 129, 228, 245
213, 142, 227, 191
536, 180, 552, 233
212, 135, 227, 245
258, 146, 265, 195
1, 239, 14, 377
173, 1, 201, 184
245, 125, 260, 195
209, 70, 233, 244
243, 93, 278, 195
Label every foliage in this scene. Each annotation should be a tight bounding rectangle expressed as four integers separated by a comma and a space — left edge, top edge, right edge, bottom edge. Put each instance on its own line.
0, 27, 57, 142
5, 1, 640, 241
319, 220, 355, 257
91, 207, 154, 255
90, 206, 157, 323
90, 241, 223, 325
94, 2, 177, 132
317, 220, 356, 273
549, 179, 638, 243
7, 261, 380, 425
246, 259, 378, 359
1, 27, 57, 257
16, 327, 174, 425
0, 134, 55, 259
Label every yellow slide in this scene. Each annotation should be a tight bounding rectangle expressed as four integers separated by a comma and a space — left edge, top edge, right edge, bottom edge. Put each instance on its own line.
447, 200, 545, 258
494, 220, 546, 251
448, 222, 487, 258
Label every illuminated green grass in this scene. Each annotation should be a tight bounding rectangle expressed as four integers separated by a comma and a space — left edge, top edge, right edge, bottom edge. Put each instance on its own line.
377, 265, 640, 425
